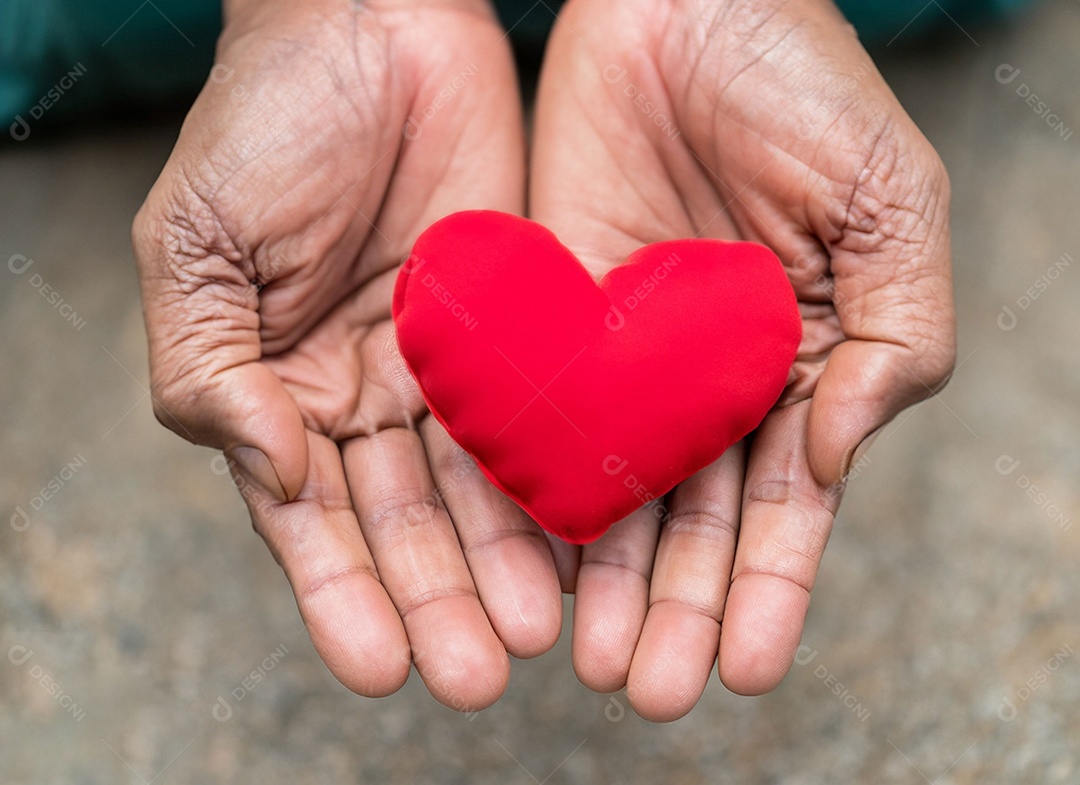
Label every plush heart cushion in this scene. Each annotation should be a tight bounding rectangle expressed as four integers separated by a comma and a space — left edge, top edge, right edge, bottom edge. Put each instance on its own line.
392, 211, 801, 544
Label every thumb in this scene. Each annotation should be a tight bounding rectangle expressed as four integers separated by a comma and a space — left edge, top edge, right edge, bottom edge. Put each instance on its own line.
133, 198, 308, 501
166, 364, 309, 502
806, 226, 955, 487
807, 339, 946, 487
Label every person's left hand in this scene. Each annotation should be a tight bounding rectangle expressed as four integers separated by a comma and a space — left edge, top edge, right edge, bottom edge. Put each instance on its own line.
530, 0, 956, 721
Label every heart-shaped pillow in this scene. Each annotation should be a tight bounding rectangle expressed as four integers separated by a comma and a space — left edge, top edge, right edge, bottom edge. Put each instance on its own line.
392, 211, 801, 544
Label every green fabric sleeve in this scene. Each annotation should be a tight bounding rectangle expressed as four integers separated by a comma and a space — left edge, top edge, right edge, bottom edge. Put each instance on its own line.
2, 0, 1033, 135
2, 0, 218, 136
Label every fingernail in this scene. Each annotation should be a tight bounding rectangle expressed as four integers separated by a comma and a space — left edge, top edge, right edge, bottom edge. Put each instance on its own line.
230, 446, 287, 501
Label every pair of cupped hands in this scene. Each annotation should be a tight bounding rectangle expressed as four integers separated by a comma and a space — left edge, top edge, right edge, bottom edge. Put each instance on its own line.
133, 0, 955, 721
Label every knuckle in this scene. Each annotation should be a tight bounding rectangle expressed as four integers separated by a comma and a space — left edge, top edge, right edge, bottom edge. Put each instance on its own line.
299, 563, 381, 606
149, 364, 211, 437
159, 202, 244, 292
871, 314, 955, 399
368, 494, 441, 533
745, 474, 799, 507
736, 502, 831, 593
136, 167, 251, 292
150, 383, 194, 438
395, 585, 475, 622
148, 363, 249, 447
921, 144, 951, 198
463, 524, 544, 556
744, 459, 832, 526
666, 506, 739, 543
131, 201, 156, 261
830, 113, 951, 260
914, 340, 957, 395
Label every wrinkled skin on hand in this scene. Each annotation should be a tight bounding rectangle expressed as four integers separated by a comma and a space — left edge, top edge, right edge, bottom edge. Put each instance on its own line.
134, 0, 955, 721
530, 0, 955, 720
133, 0, 564, 711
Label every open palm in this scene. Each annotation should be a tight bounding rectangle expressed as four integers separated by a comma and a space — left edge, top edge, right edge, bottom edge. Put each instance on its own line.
134, 0, 561, 710
531, 0, 955, 720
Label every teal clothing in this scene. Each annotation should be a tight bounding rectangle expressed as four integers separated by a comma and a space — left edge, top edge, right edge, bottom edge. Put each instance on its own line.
829, 0, 1032, 42
2, 0, 219, 135
491, 0, 1034, 44
2, 0, 1033, 133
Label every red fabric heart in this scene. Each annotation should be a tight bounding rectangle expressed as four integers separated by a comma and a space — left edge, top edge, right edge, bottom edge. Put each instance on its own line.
392, 211, 801, 544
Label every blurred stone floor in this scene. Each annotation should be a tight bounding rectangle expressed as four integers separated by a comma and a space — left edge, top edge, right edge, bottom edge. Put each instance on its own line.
2, 2, 1079, 783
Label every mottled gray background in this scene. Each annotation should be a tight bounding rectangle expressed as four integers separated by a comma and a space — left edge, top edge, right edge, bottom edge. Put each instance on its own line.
2, 1, 1079, 782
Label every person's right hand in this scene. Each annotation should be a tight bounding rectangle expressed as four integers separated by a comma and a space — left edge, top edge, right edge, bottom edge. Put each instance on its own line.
133, 0, 562, 711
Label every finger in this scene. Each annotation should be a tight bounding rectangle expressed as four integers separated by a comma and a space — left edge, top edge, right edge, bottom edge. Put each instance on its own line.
420, 418, 562, 658
342, 427, 509, 711
719, 400, 840, 695
133, 206, 309, 501
802, 100, 955, 482
808, 170, 956, 484
572, 505, 661, 693
235, 431, 410, 696
626, 443, 745, 722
